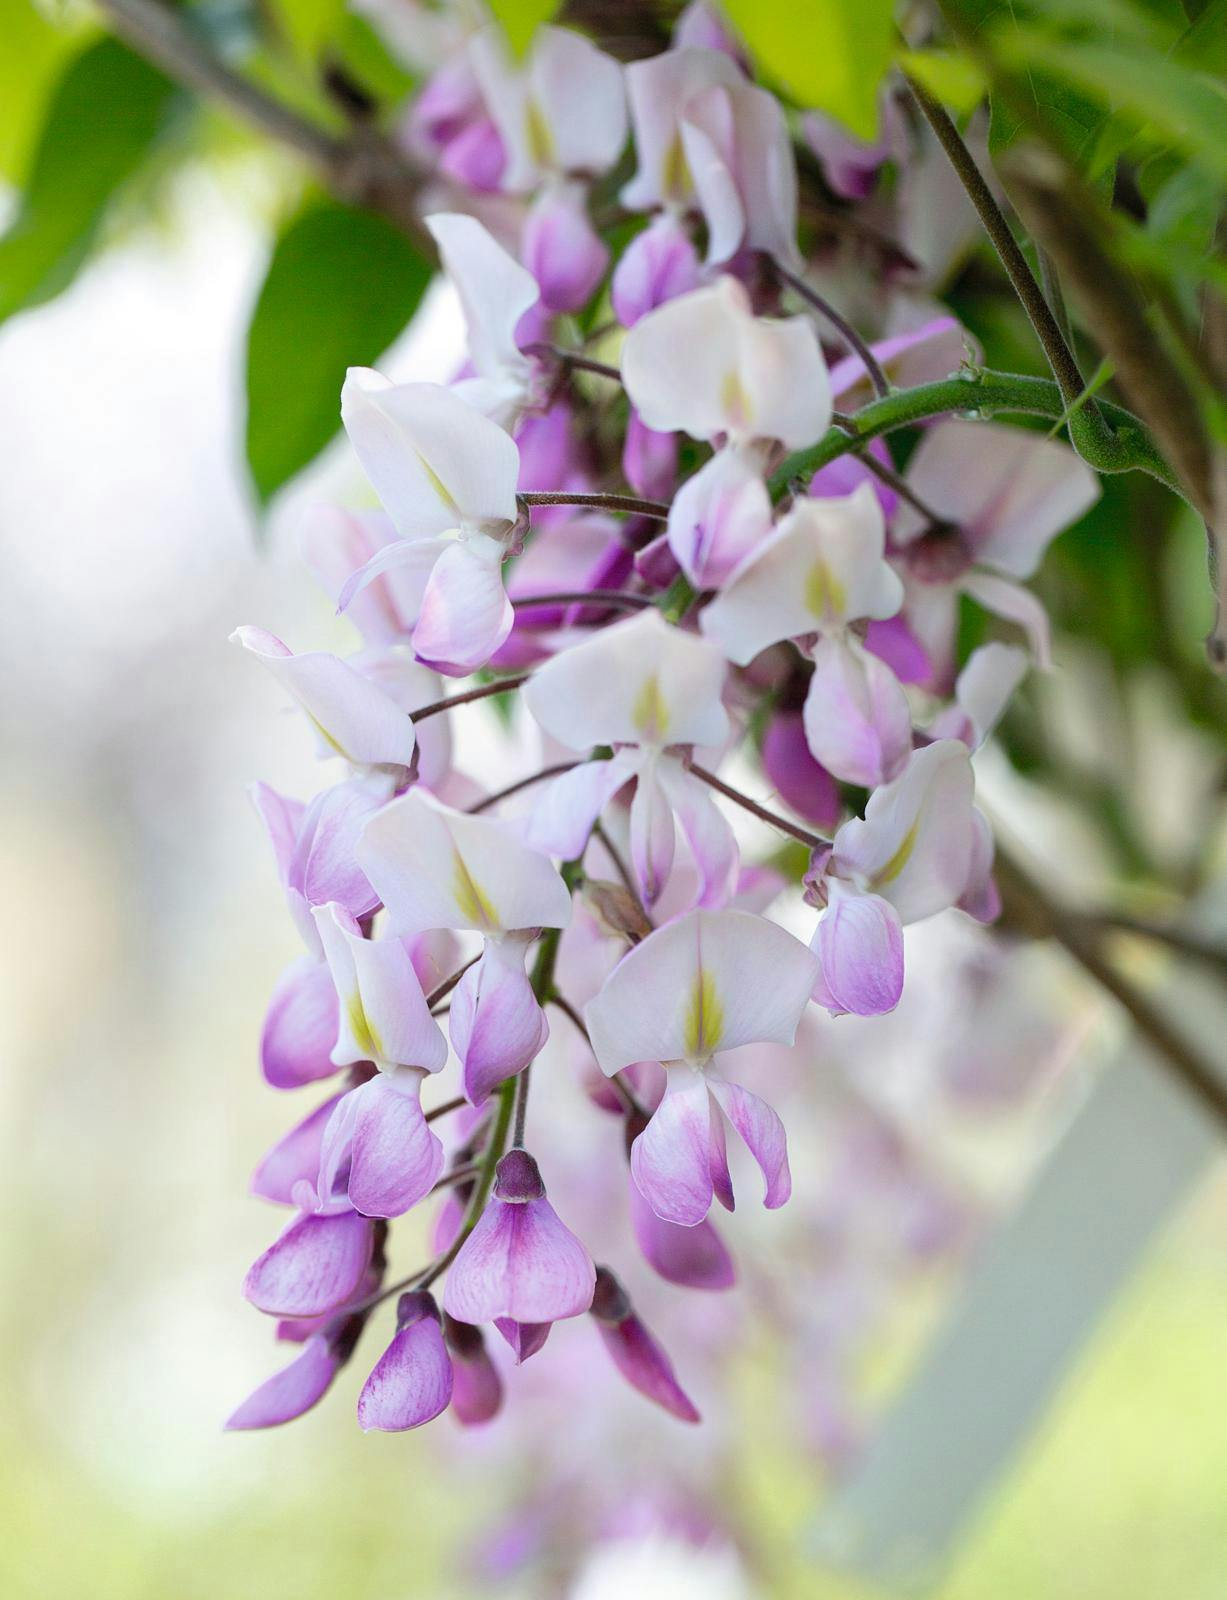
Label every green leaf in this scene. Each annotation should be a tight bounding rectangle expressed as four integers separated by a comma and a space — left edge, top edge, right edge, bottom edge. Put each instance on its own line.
265, 0, 348, 64
0, 2, 96, 184
898, 48, 987, 115
487, 0, 562, 56
244, 198, 433, 503
0, 36, 177, 326
995, 32, 1227, 179
722, 0, 895, 140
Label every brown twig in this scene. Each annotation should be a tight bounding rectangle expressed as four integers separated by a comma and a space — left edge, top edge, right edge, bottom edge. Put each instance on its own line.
519, 491, 670, 521
773, 261, 891, 399
411, 674, 530, 722
512, 590, 654, 612
687, 763, 829, 851
466, 762, 580, 815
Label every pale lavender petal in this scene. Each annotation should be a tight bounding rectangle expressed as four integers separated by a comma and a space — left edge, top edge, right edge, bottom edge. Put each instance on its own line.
252, 1092, 346, 1206
708, 1076, 791, 1210
289, 781, 383, 917
666, 447, 772, 589
260, 957, 340, 1090
412, 536, 514, 678
443, 1194, 596, 1324
623, 408, 679, 502
244, 1210, 374, 1318
657, 759, 740, 909
450, 939, 550, 1105
346, 1072, 445, 1218
225, 1334, 339, 1430
522, 756, 634, 859
250, 782, 305, 889
629, 758, 676, 907
611, 214, 701, 328
802, 633, 912, 788
630, 1069, 715, 1227
813, 888, 904, 1016
357, 1318, 453, 1432
521, 182, 610, 312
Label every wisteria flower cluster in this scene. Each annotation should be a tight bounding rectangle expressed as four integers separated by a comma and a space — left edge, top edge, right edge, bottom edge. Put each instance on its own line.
227, 3, 1099, 1436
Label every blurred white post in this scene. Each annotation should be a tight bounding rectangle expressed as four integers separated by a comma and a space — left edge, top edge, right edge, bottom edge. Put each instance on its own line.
810, 924, 1227, 1591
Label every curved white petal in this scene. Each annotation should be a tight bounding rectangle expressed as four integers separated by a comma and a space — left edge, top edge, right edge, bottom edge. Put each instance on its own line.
960, 570, 1053, 668
832, 739, 976, 923
895, 419, 1099, 577
522, 752, 638, 858
523, 608, 729, 751
931, 641, 1028, 747
426, 212, 538, 396
681, 76, 799, 266
666, 446, 773, 588
585, 907, 817, 1072
802, 633, 913, 789
622, 46, 740, 211
359, 790, 573, 935
313, 903, 447, 1071
231, 626, 415, 771
412, 535, 513, 676
341, 371, 519, 537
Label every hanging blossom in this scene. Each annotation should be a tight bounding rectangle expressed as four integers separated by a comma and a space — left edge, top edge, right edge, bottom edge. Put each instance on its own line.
702, 483, 910, 787
226, 5, 1094, 1447
622, 276, 832, 587
522, 608, 738, 907
469, 23, 626, 312
357, 792, 572, 1104
586, 908, 819, 1225
336, 373, 521, 675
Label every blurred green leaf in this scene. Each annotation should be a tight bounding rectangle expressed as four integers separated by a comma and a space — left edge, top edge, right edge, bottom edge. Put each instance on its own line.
265, 0, 348, 63
488, 0, 562, 56
899, 48, 987, 115
722, 0, 895, 139
995, 32, 1227, 179
0, 1, 96, 184
245, 198, 433, 503
0, 36, 177, 326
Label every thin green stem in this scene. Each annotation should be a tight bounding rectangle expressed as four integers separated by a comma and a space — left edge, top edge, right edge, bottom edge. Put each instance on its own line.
770, 370, 1182, 500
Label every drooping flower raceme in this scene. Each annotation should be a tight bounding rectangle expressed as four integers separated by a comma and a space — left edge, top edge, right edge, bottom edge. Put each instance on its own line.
226, 5, 1093, 1447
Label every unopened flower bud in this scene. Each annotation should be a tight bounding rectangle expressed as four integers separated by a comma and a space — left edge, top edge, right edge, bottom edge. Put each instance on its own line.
493, 1147, 546, 1203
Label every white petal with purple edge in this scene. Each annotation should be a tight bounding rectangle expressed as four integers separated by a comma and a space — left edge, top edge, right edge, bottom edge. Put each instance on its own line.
357, 1318, 453, 1431
443, 1195, 596, 1323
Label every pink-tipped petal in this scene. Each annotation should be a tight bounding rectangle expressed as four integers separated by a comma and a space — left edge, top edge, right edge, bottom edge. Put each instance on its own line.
707, 1075, 791, 1209
413, 535, 514, 677
493, 1317, 553, 1364
450, 938, 550, 1105
802, 634, 912, 789
666, 447, 773, 588
521, 182, 610, 313
444, 1318, 505, 1423
443, 1193, 596, 1324
252, 1092, 346, 1206
657, 758, 740, 909
760, 711, 841, 832
225, 1334, 340, 1430
629, 757, 677, 907
343, 1072, 446, 1218
630, 1068, 716, 1227
812, 887, 904, 1016
611, 215, 701, 328
244, 1210, 374, 1318
357, 1317, 453, 1432
261, 957, 341, 1089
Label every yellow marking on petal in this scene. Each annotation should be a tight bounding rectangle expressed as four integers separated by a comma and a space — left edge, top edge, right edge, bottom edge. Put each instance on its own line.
452, 848, 498, 929
805, 560, 847, 624
873, 819, 919, 889
631, 673, 670, 743
525, 98, 555, 167
305, 710, 348, 761
720, 369, 752, 432
413, 448, 459, 518
662, 129, 691, 201
684, 967, 724, 1060
346, 991, 382, 1061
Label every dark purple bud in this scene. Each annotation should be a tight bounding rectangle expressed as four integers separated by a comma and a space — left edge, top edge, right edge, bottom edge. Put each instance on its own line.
396, 1289, 442, 1330
586, 1268, 701, 1423
493, 1147, 546, 1203
589, 1265, 632, 1324
493, 1317, 552, 1364
443, 1316, 504, 1425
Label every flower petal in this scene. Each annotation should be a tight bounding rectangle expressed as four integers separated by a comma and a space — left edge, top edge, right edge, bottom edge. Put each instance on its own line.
707, 1075, 791, 1209
231, 626, 416, 771
666, 446, 773, 588
425, 211, 538, 394
342, 1071, 445, 1217
522, 753, 637, 859
225, 1334, 340, 1430
412, 534, 514, 677
812, 886, 904, 1016
629, 1179, 736, 1289
802, 633, 912, 788
586, 907, 818, 1071
450, 937, 550, 1104
359, 791, 573, 935
622, 46, 740, 212
340, 370, 519, 537
443, 1194, 596, 1324
960, 570, 1052, 668
656, 757, 740, 908
596, 1312, 701, 1423
252, 1091, 346, 1206
314, 903, 447, 1070
260, 956, 341, 1090
523, 608, 730, 751
630, 1067, 717, 1226
244, 1210, 373, 1318
629, 755, 677, 907
357, 1318, 453, 1432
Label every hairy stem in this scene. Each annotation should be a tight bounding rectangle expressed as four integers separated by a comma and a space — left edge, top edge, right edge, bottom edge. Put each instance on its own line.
774, 262, 891, 398
520, 490, 670, 520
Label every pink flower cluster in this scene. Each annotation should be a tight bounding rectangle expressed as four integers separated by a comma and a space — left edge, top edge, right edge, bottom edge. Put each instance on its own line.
227, 3, 1099, 1436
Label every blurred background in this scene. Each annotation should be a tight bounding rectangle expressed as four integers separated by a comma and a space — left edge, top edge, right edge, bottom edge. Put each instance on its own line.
2, 1, 1226, 1596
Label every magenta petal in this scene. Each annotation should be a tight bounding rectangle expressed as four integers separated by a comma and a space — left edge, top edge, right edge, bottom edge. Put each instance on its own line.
344, 1075, 445, 1218
760, 711, 841, 832
251, 1092, 346, 1206
623, 409, 678, 503
225, 1334, 339, 1430
244, 1210, 374, 1318
610, 214, 700, 327
597, 1315, 701, 1423
444, 1320, 504, 1424
260, 957, 340, 1090
493, 1317, 552, 1364
450, 942, 550, 1106
814, 889, 904, 1016
443, 1195, 596, 1324
863, 615, 932, 686
708, 1077, 791, 1210
630, 1070, 716, 1227
521, 185, 610, 313
357, 1318, 453, 1432
629, 1180, 735, 1290
808, 438, 898, 516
